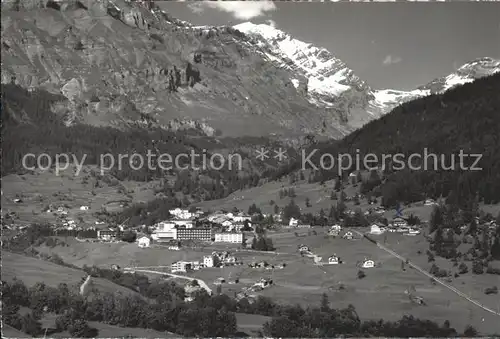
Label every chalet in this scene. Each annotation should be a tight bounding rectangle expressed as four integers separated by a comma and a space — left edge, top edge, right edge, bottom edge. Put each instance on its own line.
221, 220, 234, 228
342, 231, 354, 240
223, 255, 237, 264
424, 199, 437, 206
172, 219, 194, 229
80, 205, 90, 211
289, 218, 299, 227
361, 259, 375, 268
171, 261, 201, 273
328, 254, 340, 265
370, 224, 384, 235
137, 236, 151, 248
330, 223, 342, 232
97, 229, 118, 241
169, 208, 193, 220
233, 213, 252, 223
392, 217, 408, 228
203, 255, 215, 268
298, 245, 310, 253
214, 277, 226, 285
253, 278, 273, 289
407, 228, 420, 235
328, 228, 340, 236
171, 261, 190, 273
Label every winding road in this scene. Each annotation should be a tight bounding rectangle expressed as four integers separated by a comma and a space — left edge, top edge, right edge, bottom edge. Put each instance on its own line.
123, 267, 213, 294
352, 229, 500, 317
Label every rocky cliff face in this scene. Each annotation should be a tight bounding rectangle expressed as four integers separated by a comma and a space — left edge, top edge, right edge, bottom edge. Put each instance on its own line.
1, 0, 353, 138
2, 1, 499, 139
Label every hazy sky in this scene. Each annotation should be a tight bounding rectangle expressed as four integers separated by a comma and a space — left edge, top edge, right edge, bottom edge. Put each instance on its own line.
159, 2, 500, 90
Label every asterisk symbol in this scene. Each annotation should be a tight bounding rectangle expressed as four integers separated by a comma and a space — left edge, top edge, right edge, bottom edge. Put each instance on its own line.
274, 148, 287, 161
255, 147, 269, 161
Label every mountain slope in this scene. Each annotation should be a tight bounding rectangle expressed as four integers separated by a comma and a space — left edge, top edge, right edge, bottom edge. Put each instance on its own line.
233, 22, 500, 123
419, 57, 500, 93
306, 73, 500, 206
2, 2, 499, 139
0, 0, 351, 138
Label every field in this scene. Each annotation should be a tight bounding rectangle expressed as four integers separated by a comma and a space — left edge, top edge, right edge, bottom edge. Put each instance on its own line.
1, 165, 163, 226
194, 176, 500, 222
33, 229, 500, 334
1, 251, 142, 298
2, 324, 31, 338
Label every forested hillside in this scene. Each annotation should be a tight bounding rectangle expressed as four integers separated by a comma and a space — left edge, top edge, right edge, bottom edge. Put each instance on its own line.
304, 74, 500, 207
1, 84, 295, 206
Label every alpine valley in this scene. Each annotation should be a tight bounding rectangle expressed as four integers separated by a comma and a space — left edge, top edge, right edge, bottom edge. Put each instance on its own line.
2, 0, 499, 139
3, 2, 500, 338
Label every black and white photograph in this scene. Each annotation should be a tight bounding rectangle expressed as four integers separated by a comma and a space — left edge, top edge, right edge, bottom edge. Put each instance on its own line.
1, 0, 500, 337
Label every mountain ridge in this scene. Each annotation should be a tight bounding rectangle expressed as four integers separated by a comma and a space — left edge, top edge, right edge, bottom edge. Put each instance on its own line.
1, 0, 499, 139
233, 22, 500, 121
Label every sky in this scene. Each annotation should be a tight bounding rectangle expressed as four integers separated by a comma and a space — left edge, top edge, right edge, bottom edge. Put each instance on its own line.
159, 2, 500, 90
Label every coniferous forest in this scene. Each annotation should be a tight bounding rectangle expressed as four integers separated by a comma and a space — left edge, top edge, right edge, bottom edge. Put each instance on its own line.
302, 74, 500, 208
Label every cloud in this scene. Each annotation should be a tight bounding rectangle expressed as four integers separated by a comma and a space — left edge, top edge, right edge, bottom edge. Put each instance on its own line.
187, 2, 205, 15
188, 1, 277, 20
383, 55, 402, 66
266, 19, 277, 28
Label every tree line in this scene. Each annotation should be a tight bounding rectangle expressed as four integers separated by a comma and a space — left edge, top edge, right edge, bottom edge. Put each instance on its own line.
299, 74, 500, 207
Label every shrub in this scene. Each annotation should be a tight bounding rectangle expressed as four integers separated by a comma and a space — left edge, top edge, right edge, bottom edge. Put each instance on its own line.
357, 270, 366, 279
121, 231, 137, 243
458, 262, 468, 274
472, 261, 484, 275
484, 286, 498, 295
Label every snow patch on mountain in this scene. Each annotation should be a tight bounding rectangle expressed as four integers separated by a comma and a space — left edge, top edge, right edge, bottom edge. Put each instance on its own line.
234, 22, 365, 102
234, 22, 500, 119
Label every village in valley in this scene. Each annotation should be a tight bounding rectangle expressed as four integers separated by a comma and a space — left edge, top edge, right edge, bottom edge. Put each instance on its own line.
2, 157, 500, 337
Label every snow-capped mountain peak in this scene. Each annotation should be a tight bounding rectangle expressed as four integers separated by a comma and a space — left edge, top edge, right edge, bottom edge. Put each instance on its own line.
234, 22, 370, 101
235, 22, 500, 123
420, 57, 500, 93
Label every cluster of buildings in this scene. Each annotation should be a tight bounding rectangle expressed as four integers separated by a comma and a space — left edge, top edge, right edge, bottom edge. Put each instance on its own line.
248, 261, 286, 270
368, 217, 421, 235
171, 251, 239, 273
328, 224, 342, 236
97, 228, 119, 241
149, 209, 248, 243
364, 206, 386, 216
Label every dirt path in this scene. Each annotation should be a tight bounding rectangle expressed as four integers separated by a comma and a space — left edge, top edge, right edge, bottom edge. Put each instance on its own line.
351, 229, 500, 317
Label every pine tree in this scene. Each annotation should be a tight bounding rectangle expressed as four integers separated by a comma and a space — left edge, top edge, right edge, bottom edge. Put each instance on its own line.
356, 171, 363, 184
430, 205, 443, 233
320, 293, 329, 312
